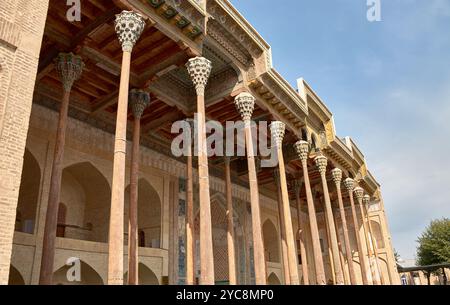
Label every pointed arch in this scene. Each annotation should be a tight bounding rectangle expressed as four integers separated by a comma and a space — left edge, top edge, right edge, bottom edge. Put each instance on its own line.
369, 220, 385, 249
125, 178, 162, 248
267, 272, 281, 285
16, 148, 41, 234
8, 265, 25, 285
53, 260, 103, 285
262, 219, 280, 263
61, 162, 111, 242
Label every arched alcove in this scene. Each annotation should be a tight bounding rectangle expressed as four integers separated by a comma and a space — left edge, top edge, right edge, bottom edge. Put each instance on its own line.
61, 162, 111, 242
8, 265, 25, 285
369, 220, 385, 249
262, 220, 280, 263
53, 260, 103, 285
16, 149, 41, 234
124, 179, 162, 248
124, 263, 159, 285
267, 272, 281, 285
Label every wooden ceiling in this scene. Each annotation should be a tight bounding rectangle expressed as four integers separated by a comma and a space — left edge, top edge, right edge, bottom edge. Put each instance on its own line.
33, 0, 352, 210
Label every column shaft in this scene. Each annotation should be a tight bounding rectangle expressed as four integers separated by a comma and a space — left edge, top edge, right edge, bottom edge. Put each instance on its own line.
276, 177, 291, 285
108, 51, 131, 285
277, 148, 300, 284
128, 117, 140, 285
295, 187, 309, 285
348, 191, 371, 285
186, 147, 195, 285
224, 159, 237, 285
197, 95, 215, 285
357, 200, 378, 284
39, 89, 70, 285
365, 208, 385, 285
336, 187, 358, 284
302, 160, 326, 284
244, 121, 267, 284
319, 173, 344, 284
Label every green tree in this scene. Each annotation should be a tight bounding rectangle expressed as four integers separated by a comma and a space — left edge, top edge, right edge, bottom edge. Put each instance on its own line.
416, 218, 450, 266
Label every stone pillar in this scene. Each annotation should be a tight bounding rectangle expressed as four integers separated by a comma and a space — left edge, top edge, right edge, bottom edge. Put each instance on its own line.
331, 168, 358, 285
127, 89, 150, 285
271, 122, 299, 284
362, 194, 384, 285
185, 119, 195, 285
354, 187, 378, 285
274, 170, 291, 285
108, 11, 145, 285
234, 92, 267, 285
39, 53, 84, 285
294, 180, 309, 285
314, 156, 344, 285
224, 157, 237, 285
294, 141, 326, 285
186, 57, 215, 285
343, 179, 371, 285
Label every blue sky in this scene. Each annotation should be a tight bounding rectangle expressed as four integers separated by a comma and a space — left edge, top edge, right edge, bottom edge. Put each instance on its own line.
230, 0, 450, 259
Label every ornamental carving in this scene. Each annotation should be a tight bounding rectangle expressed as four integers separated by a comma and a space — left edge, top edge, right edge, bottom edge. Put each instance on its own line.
129, 89, 150, 119
115, 11, 145, 52
234, 92, 255, 121
331, 168, 343, 185
294, 140, 310, 162
343, 178, 355, 192
186, 56, 212, 95
354, 187, 364, 200
54, 52, 84, 92
270, 121, 285, 148
315, 155, 328, 174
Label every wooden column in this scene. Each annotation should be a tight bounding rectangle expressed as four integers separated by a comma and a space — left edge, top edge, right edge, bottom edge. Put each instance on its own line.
271, 122, 299, 285
333, 208, 350, 285
186, 57, 214, 285
127, 89, 150, 285
343, 179, 371, 285
331, 168, 358, 284
294, 180, 309, 285
294, 141, 326, 285
234, 92, 266, 285
363, 195, 385, 285
108, 11, 145, 285
224, 157, 237, 285
315, 156, 344, 284
185, 119, 195, 285
354, 187, 378, 285
39, 53, 84, 285
274, 170, 291, 285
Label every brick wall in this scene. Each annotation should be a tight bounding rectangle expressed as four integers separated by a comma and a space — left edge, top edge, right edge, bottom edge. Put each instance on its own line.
0, 0, 49, 284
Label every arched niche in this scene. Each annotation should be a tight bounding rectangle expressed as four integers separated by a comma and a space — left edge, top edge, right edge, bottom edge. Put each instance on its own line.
211, 198, 229, 283
124, 263, 159, 285
369, 220, 385, 249
267, 272, 281, 285
262, 219, 280, 263
61, 162, 111, 242
124, 179, 162, 248
16, 149, 41, 234
8, 265, 25, 285
53, 260, 103, 285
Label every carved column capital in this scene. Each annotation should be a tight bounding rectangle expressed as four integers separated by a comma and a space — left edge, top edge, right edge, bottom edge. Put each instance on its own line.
331, 168, 343, 185
363, 194, 371, 205
115, 11, 146, 52
314, 155, 328, 175
186, 56, 212, 95
55, 52, 84, 92
343, 178, 355, 192
270, 121, 286, 148
294, 140, 310, 162
353, 187, 364, 201
129, 89, 150, 119
234, 92, 255, 121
